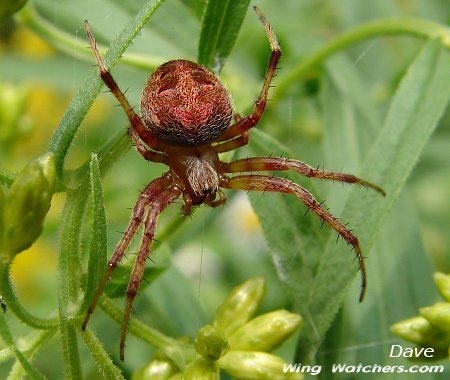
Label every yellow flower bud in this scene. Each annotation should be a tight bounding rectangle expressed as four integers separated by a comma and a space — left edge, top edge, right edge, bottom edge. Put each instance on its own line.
182, 358, 219, 379
227, 309, 301, 352
219, 351, 303, 379
194, 325, 229, 360
132, 358, 178, 380
213, 277, 266, 335
420, 302, 450, 333
2, 152, 55, 260
434, 273, 450, 302
390, 316, 450, 348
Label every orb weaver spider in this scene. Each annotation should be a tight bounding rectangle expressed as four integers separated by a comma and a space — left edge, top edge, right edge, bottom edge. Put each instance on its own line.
82, 6, 385, 360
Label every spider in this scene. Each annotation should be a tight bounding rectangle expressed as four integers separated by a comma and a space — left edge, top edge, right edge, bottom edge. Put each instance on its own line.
82, 7, 385, 361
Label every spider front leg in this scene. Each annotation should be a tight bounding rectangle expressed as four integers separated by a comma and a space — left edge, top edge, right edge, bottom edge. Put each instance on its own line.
223, 157, 385, 195
82, 174, 182, 360
216, 6, 281, 142
84, 21, 165, 162
221, 174, 368, 301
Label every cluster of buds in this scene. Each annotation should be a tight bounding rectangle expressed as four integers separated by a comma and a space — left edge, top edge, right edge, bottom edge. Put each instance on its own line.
133, 277, 303, 379
391, 272, 450, 360
1, 152, 55, 263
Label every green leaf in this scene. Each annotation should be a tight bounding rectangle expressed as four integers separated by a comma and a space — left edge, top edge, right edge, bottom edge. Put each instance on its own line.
0, 311, 48, 380
80, 154, 107, 313
80, 329, 125, 380
198, 0, 251, 72
250, 38, 450, 362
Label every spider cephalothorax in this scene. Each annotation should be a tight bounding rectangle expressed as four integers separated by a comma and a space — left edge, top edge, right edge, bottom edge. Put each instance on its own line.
82, 7, 385, 361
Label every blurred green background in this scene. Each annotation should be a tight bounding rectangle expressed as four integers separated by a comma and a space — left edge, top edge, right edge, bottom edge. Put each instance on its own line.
1, 0, 449, 378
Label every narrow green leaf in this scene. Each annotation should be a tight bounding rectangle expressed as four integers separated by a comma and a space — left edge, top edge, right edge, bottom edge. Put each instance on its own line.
0, 266, 58, 329
48, 0, 166, 178
0, 311, 47, 380
80, 329, 125, 380
198, 0, 251, 71
249, 38, 450, 363
81, 154, 107, 313
58, 189, 86, 379
7, 329, 57, 380
298, 39, 450, 361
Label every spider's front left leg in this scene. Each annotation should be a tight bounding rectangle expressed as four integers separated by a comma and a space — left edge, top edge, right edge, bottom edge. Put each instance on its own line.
216, 7, 281, 143
220, 174, 368, 302
222, 157, 385, 195
85, 21, 166, 163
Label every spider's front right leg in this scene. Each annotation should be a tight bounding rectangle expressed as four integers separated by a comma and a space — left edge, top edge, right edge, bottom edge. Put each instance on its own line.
216, 6, 281, 143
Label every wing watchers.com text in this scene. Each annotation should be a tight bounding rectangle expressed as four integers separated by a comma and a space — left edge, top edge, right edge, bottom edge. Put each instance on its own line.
283, 363, 445, 376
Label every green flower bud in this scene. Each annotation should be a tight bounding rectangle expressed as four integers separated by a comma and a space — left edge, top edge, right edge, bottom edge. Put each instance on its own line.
132, 358, 178, 380
0, 0, 28, 20
434, 273, 450, 302
420, 302, 450, 333
214, 277, 266, 335
2, 152, 55, 260
390, 316, 450, 349
194, 325, 230, 360
219, 351, 303, 380
183, 358, 219, 379
227, 309, 301, 352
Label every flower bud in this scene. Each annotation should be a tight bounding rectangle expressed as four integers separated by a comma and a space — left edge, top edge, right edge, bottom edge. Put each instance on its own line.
213, 277, 266, 335
390, 316, 450, 348
182, 358, 219, 380
2, 152, 55, 260
132, 358, 178, 380
219, 351, 303, 379
194, 325, 229, 360
420, 302, 450, 333
227, 310, 301, 352
434, 273, 450, 302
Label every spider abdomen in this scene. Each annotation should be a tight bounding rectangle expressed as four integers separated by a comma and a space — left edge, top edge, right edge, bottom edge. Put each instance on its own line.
140, 60, 232, 146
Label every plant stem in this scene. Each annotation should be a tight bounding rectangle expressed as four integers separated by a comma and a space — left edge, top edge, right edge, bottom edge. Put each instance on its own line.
99, 296, 195, 369
0, 265, 58, 329
16, 5, 164, 71
273, 18, 450, 100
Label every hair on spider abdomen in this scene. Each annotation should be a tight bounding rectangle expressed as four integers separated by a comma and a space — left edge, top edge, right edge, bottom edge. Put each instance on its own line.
140, 59, 233, 146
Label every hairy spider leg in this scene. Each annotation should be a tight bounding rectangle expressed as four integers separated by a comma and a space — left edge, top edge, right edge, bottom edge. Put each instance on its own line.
119, 179, 181, 360
222, 157, 386, 196
220, 174, 368, 302
215, 6, 281, 143
84, 21, 166, 162
82, 176, 181, 335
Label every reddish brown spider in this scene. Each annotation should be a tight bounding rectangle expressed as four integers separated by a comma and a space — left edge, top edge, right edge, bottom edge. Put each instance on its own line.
82, 7, 385, 360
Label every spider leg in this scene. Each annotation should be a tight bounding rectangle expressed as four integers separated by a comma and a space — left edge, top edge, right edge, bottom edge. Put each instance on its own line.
222, 157, 385, 195
119, 182, 181, 361
216, 6, 281, 142
84, 21, 165, 160
214, 132, 249, 153
221, 174, 367, 301
82, 174, 181, 335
